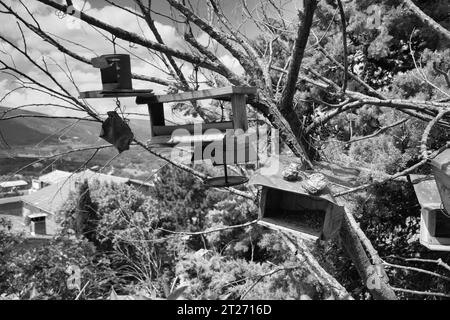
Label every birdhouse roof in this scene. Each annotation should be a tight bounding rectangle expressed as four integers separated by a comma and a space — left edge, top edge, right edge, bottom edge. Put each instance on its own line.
249, 156, 362, 207
430, 148, 450, 175
135, 86, 257, 105
410, 174, 442, 210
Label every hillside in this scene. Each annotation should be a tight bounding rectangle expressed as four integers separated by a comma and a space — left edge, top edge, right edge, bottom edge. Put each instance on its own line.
0, 106, 165, 179
0, 106, 151, 148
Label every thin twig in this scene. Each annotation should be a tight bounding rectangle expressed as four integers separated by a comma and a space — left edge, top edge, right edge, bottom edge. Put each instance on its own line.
391, 286, 450, 298
75, 281, 90, 300
383, 261, 450, 282
158, 219, 258, 236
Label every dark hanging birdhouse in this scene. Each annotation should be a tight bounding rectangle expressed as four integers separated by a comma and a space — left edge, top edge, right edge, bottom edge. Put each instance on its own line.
429, 148, 450, 214
249, 159, 349, 241
410, 174, 450, 251
91, 54, 132, 92
205, 132, 258, 166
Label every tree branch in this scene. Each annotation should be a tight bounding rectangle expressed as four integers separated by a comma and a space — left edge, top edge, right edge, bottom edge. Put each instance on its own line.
135, 0, 189, 89
166, 0, 256, 76
403, 0, 450, 41
336, 0, 348, 93
279, 0, 317, 115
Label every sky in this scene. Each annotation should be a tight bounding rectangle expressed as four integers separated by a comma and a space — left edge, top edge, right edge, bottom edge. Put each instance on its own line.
0, 0, 298, 120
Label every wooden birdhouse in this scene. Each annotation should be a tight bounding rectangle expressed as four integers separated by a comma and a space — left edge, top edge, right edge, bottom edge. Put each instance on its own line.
135, 86, 258, 165
249, 158, 351, 241
429, 148, 450, 213
135, 86, 254, 144
80, 75, 258, 186
410, 175, 450, 251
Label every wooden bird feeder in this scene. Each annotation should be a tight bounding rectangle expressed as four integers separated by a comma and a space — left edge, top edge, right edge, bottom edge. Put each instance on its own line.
410, 174, 450, 251
249, 159, 350, 241
135, 86, 258, 187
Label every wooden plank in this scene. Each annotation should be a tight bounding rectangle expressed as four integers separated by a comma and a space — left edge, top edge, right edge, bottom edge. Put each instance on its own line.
79, 89, 154, 99
135, 86, 257, 105
429, 148, 450, 174
231, 94, 248, 131
148, 103, 165, 138
147, 132, 226, 146
322, 205, 344, 240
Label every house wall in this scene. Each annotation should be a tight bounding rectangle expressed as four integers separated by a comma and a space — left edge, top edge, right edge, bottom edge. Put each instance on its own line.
0, 200, 57, 241
0, 200, 23, 216
23, 202, 50, 216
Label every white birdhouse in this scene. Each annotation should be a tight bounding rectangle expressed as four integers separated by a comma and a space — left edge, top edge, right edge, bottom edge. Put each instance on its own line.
410, 174, 450, 251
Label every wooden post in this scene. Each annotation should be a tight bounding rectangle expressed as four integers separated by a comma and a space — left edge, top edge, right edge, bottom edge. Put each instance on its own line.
231, 94, 248, 132
147, 103, 165, 138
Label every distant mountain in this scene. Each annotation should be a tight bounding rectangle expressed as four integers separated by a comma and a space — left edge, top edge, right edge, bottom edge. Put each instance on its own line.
0, 106, 151, 148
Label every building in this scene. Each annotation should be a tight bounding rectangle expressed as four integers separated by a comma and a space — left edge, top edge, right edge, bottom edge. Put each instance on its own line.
0, 180, 28, 193
31, 170, 71, 191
